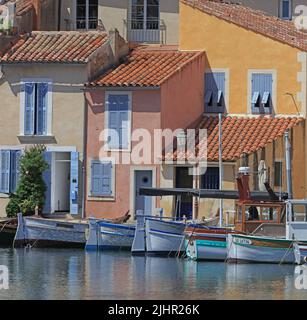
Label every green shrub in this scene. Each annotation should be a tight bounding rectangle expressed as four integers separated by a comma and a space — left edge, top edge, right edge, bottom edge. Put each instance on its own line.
6, 145, 49, 217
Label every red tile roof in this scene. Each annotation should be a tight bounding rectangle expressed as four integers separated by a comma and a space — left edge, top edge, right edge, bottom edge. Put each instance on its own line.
165, 116, 304, 162
181, 0, 307, 52
89, 46, 204, 87
1, 31, 109, 63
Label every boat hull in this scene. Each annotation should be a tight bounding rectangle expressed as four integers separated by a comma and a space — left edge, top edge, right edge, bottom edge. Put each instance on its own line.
145, 219, 186, 255
294, 243, 307, 264
0, 220, 17, 246
86, 220, 135, 251
227, 234, 299, 264
185, 226, 232, 261
14, 213, 88, 248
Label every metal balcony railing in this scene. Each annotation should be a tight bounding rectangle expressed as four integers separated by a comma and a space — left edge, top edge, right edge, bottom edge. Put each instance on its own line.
124, 19, 166, 44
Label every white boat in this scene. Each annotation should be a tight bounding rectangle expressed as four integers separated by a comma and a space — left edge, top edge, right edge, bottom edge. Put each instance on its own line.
14, 213, 88, 248
227, 233, 298, 264
85, 218, 135, 251
145, 218, 186, 255
227, 199, 307, 264
294, 242, 307, 265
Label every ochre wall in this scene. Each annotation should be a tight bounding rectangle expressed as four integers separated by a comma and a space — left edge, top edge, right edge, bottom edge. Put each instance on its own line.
179, 3, 303, 115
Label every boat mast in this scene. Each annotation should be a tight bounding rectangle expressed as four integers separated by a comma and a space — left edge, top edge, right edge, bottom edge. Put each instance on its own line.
219, 113, 224, 227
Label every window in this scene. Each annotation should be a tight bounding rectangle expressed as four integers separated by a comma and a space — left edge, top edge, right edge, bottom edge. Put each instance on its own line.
90, 160, 113, 197
76, 0, 98, 30
204, 72, 225, 113
0, 150, 21, 194
22, 82, 51, 136
280, 0, 292, 20
274, 161, 283, 187
106, 93, 131, 150
131, 0, 159, 30
201, 167, 220, 189
251, 73, 273, 114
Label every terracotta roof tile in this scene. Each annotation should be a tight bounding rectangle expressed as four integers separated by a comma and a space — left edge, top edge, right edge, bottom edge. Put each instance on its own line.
1, 31, 108, 63
90, 46, 204, 87
166, 116, 304, 162
2, 0, 33, 16
181, 0, 307, 52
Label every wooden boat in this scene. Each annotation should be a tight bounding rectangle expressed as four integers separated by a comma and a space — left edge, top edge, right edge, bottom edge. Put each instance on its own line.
227, 234, 304, 264
185, 225, 237, 261
85, 219, 135, 251
13, 213, 88, 248
227, 199, 307, 264
145, 218, 187, 255
0, 218, 17, 246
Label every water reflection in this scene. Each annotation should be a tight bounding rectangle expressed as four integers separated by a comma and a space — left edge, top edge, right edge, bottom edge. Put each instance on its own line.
0, 249, 306, 300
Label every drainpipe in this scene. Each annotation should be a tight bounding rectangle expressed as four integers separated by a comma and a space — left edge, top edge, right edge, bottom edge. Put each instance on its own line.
218, 113, 223, 227
81, 91, 88, 219
285, 130, 293, 199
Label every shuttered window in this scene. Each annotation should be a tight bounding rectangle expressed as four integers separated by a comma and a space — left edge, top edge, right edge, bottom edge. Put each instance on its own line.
107, 94, 130, 150
204, 72, 225, 113
23, 82, 50, 135
0, 150, 21, 193
251, 73, 273, 114
201, 167, 220, 190
91, 160, 113, 197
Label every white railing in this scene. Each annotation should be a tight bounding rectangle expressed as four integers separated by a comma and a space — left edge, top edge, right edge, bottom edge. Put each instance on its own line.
124, 19, 166, 44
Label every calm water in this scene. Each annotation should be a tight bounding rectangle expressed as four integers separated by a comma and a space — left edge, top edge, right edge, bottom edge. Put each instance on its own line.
0, 248, 306, 300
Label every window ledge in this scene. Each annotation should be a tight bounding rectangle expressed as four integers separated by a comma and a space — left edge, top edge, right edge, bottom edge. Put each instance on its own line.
87, 195, 115, 202
18, 135, 56, 144
0, 193, 9, 199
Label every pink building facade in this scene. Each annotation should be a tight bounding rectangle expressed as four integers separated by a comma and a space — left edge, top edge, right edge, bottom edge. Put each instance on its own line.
84, 47, 205, 219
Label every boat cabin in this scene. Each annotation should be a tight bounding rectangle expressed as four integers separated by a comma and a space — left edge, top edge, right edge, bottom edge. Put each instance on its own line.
234, 200, 285, 233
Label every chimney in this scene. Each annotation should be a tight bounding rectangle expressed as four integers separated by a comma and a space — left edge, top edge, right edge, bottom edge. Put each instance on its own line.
32, 0, 41, 30
108, 28, 129, 64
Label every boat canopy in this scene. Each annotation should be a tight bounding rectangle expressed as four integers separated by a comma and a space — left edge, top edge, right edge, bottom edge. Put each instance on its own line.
139, 187, 288, 201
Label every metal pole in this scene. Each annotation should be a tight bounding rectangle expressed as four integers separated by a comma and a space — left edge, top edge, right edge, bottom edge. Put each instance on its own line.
285, 130, 293, 199
219, 113, 224, 227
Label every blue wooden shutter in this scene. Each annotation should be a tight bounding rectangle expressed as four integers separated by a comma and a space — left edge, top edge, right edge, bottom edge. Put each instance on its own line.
24, 83, 35, 135
101, 162, 112, 196
36, 83, 48, 135
205, 72, 225, 112
108, 94, 129, 149
91, 161, 112, 196
42, 152, 52, 214
70, 152, 79, 215
10, 150, 21, 193
251, 73, 272, 113
91, 161, 102, 196
0, 150, 10, 193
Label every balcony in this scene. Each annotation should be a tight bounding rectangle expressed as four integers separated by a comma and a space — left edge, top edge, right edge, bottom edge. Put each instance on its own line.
124, 19, 166, 44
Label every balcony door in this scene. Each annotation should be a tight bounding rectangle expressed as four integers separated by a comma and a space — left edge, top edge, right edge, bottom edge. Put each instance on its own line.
129, 0, 160, 43
76, 0, 98, 30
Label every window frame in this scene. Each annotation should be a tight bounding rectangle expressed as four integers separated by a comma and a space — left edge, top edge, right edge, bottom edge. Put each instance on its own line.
204, 68, 229, 113
279, 0, 292, 20
130, 0, 160, 31
20, 78, 52, 137
247, 70, 276, 114
201, 166, 220, 190
89, 157, 115, 199
104, 91, 132, 152
76, 0, 98, 30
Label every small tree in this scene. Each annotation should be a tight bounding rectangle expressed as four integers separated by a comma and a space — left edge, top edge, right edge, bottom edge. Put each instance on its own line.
6, 145, 49, 217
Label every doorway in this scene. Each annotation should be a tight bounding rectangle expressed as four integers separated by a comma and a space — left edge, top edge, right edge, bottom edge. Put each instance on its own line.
175, 167, 193, 220
135, 170, 153, 216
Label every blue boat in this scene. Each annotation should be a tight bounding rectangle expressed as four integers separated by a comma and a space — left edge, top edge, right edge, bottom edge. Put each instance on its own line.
86, 218, 136, 251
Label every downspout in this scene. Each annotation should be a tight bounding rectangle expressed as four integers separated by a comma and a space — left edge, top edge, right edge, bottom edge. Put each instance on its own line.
81, 90, 88, 219
57, 0, 62, 31
285, 130, 293, 199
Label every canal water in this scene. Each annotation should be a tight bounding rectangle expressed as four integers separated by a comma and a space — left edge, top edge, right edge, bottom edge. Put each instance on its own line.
0, 248, 306, 300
